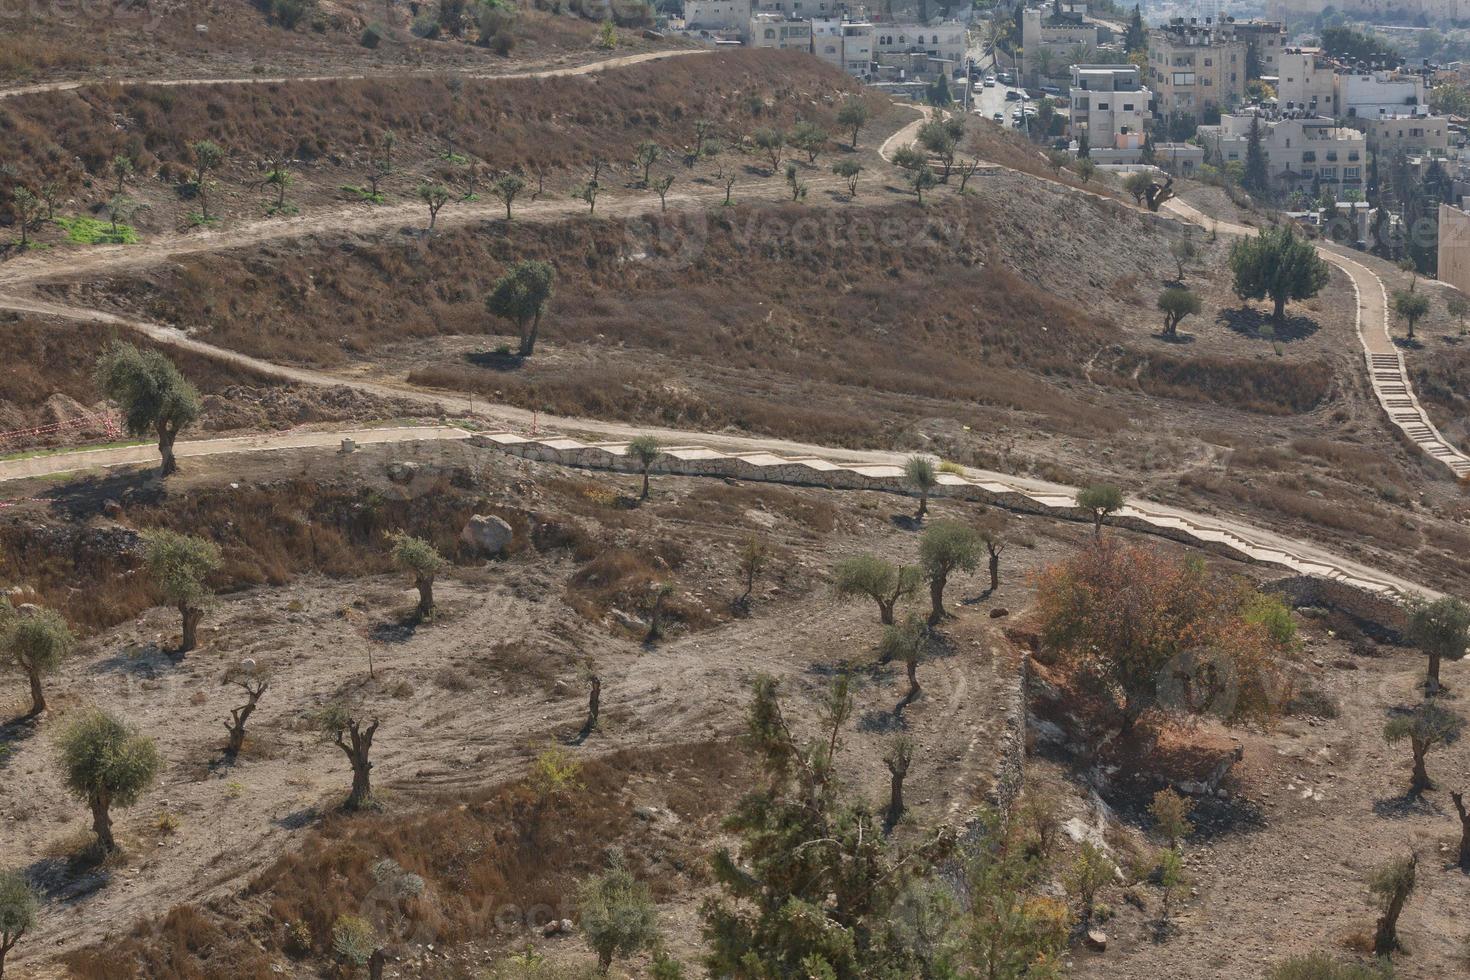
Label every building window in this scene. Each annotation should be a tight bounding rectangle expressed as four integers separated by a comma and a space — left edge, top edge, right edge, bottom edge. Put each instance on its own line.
765, 28, 775, 38
1123, 102, 1134, 111
1302, 151, 1316, 162
1345, 167, 1360, 180
1320, 166, 1336, 178
1098, 101, 1109, 110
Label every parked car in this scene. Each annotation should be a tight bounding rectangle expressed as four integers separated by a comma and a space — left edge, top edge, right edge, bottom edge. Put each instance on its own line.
991, 111, 1005, 122
982, 78, 996, 88
1005, 89, 1022, 101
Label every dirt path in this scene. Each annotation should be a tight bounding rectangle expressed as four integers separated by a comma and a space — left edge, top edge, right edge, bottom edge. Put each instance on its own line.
0, 48, 705, 102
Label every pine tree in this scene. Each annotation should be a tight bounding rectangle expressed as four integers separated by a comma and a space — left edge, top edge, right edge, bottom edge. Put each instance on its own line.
1243, 114, 1270, 194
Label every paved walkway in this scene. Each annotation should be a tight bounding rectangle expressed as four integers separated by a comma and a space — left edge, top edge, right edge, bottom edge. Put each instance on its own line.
1163, 198, 1470, 480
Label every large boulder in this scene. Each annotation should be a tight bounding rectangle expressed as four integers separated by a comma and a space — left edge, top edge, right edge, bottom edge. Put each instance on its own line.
460, 515, 513, 557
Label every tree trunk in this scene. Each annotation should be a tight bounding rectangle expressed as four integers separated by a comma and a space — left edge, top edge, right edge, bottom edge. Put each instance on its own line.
878, 598, 895, 626
519, 312, 540, 357
416, 576, 434, 619
348, 754, 373, 810
180, 604, 202, 654
1453, 792, 1470, 871
582, 675, 601, 738
1093, 513, 1104, 539
1273, 293, 1287, 326
640, 469, 650, 500
907, 658, 920, 699
1119, 697, 1143, 735
369, 949, 385, 980
988, 552, 1000, 592
1411, 742, 1431, 795
27, 667, 45, 716
916, 491, 928, 521
158, 424, 178, 477
1428, 651, 1442, 694
886, 769, 906, 829
226, 722, 246, 758
928, 574, 947, 626
91, 797, 116, 852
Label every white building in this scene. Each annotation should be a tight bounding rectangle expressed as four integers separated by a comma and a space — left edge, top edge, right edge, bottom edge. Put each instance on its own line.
1070, 64, 1151, 151
1021, 6, 1101, 86
1277, 48, 1427, 119
749, 12, 811, 49
684, 0, 752, 30
812, 17, 874, 77
1198, 109, 1367, 194
873, 21, 966, 65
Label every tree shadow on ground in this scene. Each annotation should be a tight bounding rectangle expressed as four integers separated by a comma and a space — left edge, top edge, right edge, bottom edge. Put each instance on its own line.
1393, 336, 1425, 351
858, 708, 909, 733
1217, 306, 1320, 342
369, 612, 422, 644
1152, 330, 1197, 345
0, 714, 40, 771
1372, 791, 1443, 819
38, 467, 166, 519
465, 350, 526, 371
88, 641, 180, 677
275, 805, 320, 830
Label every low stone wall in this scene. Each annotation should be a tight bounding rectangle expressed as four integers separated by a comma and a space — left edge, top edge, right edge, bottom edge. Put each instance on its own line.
1269, 574, 1412, 643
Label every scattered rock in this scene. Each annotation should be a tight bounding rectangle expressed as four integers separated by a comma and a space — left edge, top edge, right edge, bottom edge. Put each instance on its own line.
459, 515, 513, 557
542, 918, 574, 937
611, 609, 648, 632
386, 461, 420, 484
1084, 929, 1108, 952
989, 607, 1010, 619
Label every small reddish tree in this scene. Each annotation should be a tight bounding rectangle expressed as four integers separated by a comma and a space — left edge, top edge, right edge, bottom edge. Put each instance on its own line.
1034, 541, 1289, 734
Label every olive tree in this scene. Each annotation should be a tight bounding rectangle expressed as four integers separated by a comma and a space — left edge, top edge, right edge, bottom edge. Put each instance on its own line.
1369, 853, 1417, 956
486, 259, 555, 357
142, 529, 221, 655
979, 518, 1006, 593
94, 342, 202, 477
634, 141, 660, 186
880, 613, 929, 704
625, 436, 661, 501
918, 520, 982, 625
833, 158, 861, 198
1228, 225, 1330, 326
0, 870, 38, 980
752, 127, 785, 173
9, 187, 42, 248
223, 664, 269, 759
3, 607, 75, 717
788, 121, 828, 164
190, 139, 224, 220
1384, 700, 1462, 796
1158, 287, 1202, 338
1076, 483, 1123, 539
57, 709, 161, 852
903, 455, 939, 521
491, 172, 525, 220
836, 97, 869, 149
578, 850, 660, 974
1393, 289, 1430, 341
317, 702, 379, 811
652, 173, 675, 212
390, 532, 446, 620
417, 182, 451, 230
1406, 594, 1470, 694
110, 154, 134, 195
736, 536, 769, 607
833, 555, 921, 625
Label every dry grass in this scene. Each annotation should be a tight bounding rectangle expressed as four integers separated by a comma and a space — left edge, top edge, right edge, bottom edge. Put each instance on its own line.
65, 742, 749, 976
0, 49, 877, 192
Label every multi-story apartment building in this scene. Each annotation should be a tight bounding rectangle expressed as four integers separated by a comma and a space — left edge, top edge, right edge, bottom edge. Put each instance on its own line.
873, 21, 966, 66
683, 0, 752, 31
1220, 19, 1286, 79
1148, 19, 1247, 118
811, 17, 875, 77
749, 12, 811, 49
1069, 65, 1150, 150
1198, 109, 1367, 194
1021, 6, 1101, 85
1363, 111, 1452, 157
